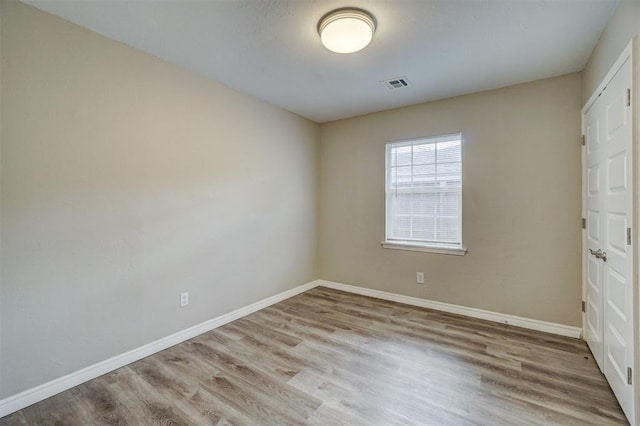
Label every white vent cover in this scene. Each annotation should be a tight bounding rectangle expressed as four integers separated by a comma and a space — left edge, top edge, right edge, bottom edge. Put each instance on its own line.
382, 76, 410, 90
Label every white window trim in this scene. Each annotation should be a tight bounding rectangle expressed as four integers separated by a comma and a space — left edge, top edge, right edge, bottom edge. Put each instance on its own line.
381, 240, 467, 256
384, 133, 466, 256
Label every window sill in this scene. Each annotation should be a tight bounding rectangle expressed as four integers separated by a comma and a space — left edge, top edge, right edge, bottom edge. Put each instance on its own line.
381, 241, 467, 256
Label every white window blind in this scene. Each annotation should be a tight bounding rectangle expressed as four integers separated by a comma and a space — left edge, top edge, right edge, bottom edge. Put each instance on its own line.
385, 133, 462, 248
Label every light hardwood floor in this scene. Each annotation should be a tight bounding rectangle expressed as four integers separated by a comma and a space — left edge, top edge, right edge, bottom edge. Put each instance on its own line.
0, 287, 628, 425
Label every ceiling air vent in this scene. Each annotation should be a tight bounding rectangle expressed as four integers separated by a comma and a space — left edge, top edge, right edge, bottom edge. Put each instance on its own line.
382, 76, 410, 90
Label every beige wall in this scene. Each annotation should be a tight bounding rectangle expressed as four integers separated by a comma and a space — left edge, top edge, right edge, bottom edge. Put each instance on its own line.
319, 73, 583, 327
583, 0, 640, 103
0, 1, 318, 399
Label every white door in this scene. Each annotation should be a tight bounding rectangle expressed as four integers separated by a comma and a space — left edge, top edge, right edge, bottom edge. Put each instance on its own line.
583, 53, 635, 424
601, 57, 634, 424
584, 92, 605, 371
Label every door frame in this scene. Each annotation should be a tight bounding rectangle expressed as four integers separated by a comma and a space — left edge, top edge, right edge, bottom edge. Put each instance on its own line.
581, 37, 638, 424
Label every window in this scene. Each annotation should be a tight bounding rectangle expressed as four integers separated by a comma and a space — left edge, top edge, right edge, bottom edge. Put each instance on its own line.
383, 133, 466, 255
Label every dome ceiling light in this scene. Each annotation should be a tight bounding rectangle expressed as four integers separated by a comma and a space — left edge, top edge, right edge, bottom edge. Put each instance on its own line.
318, 8, 376, 54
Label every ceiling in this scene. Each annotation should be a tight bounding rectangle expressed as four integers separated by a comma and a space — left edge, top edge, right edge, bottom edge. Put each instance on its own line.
24, 0, 618, 123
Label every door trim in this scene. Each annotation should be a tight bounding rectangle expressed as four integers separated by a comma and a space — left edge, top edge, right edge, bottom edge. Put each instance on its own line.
583, 41, 634, 113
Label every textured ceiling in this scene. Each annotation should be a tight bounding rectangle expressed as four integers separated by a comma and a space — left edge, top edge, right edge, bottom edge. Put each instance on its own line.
24, 0, 618, 123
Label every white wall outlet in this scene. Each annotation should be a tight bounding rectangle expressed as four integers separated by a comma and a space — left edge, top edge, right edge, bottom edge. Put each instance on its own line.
180, 292, 189, 307
416, 272, 424, 284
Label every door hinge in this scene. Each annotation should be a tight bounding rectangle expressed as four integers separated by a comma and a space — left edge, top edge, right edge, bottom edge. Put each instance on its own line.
628, 367, 633, 385
626, 89, 631, 107
581, 301, 586, 313
627, 227, 632, 245
582, 218, 586, 229
581, 135, 585, 146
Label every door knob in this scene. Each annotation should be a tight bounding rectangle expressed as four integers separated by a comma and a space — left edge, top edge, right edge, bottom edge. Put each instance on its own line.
589, 248, 607, 262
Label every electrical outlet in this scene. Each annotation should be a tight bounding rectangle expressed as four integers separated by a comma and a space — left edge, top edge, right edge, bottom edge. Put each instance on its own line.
416, 272, 424, 284
180, 292, 189, 307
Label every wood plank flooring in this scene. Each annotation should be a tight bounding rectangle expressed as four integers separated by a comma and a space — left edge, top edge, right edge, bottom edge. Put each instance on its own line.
0, 287, 628, 425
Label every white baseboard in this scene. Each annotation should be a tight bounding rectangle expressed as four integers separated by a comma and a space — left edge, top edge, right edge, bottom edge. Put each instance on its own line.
0, 279, 320, 418
318, 280, 582, 339
1, 278, 582, 417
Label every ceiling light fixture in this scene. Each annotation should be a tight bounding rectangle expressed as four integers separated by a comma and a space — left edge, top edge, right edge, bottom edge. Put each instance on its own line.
318, 8, 376, 54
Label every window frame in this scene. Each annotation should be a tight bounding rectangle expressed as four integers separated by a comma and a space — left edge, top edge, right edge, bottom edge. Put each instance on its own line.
382, 133, 467, 256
